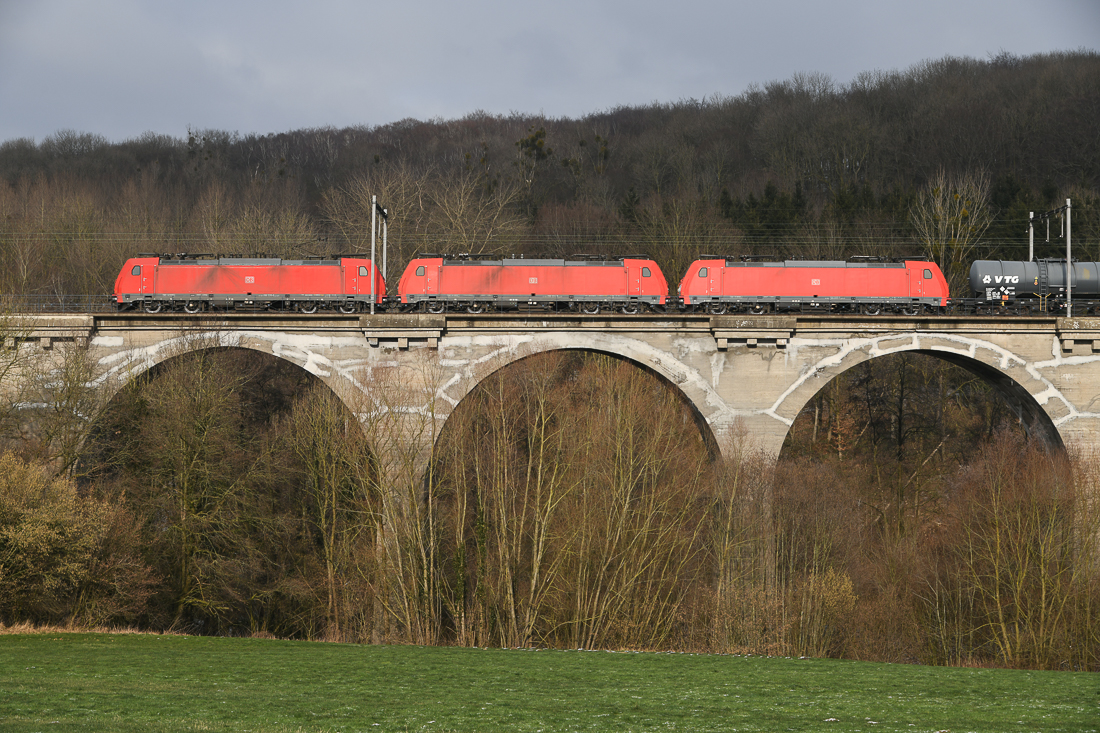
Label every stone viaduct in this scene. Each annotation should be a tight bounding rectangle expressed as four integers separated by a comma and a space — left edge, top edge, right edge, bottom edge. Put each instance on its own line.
11, 311, 1100, 462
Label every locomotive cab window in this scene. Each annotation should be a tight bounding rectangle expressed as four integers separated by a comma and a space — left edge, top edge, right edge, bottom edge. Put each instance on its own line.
698, 267, 708, 277
359, 266, 369, 277
416, 266, 425, 276
131, 265, 140, 276
924, 269, 933, 279
642, 267, 651, 277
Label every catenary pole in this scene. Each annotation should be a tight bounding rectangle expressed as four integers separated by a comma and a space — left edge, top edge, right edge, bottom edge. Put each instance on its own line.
1067, 199, 1072, 315
1029, 212, 1034, 261
371, 194, 377, 315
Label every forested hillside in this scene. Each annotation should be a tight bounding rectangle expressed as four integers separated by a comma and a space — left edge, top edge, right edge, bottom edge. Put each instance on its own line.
1, 51, 1099, 669
1, 50, 1098, 299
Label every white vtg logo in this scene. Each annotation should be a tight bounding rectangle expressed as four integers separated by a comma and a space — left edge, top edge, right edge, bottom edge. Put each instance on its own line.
982, 275, 1019, 284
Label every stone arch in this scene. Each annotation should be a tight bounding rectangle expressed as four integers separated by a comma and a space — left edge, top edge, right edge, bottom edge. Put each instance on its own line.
771, 333, 1067, 455
91, 328, 366, 419
434, 336, 726, 459
81, 335, 376, 488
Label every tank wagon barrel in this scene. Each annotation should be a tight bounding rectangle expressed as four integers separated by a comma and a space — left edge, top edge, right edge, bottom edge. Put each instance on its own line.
970, 259, 1100, 302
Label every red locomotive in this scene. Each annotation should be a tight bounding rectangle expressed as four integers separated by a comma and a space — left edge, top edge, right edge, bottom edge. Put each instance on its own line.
113, 254, 385, 313
395, 255, 669, 314
678, 257, 950, 315
111, 252, 957, 317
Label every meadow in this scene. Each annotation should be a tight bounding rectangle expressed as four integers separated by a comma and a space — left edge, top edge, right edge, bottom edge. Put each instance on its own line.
0, 632, 1095, 732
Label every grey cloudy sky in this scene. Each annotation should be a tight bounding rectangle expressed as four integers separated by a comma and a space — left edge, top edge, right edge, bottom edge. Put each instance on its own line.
1, 0, 1097, 143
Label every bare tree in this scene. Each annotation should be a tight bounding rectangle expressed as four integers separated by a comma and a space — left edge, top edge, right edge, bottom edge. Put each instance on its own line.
279, 383, 376, 640
227, 205, 317, 258
448, 353, 576, 648
554, 355, 711, 650
427, 169, 525, 255
123, 347, 275, 630
322, 162, 433, 272
910, 168, 993, 294
19, 338, 115, 478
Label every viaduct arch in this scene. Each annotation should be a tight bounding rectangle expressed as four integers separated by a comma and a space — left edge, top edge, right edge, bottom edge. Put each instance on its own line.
767, 333, 1066, 452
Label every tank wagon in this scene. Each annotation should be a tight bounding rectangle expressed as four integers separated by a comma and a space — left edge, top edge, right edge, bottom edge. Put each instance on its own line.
113, 254, 385, 313
678, 257, 950, 315
970, 259, 1100, 307
396, 255, 669, 314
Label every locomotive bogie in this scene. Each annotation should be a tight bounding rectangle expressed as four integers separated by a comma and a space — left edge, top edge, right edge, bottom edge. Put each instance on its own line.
409, 297, 651, 315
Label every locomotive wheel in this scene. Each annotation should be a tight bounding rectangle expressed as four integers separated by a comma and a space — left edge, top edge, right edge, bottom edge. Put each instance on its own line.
863, 304, 881, 316
620, 302, 641, 315
580, 302, 601, 315
427, 301, 446, 314
466, 303, 485, 314
748, 303, 767, 315
299, 301, 319, 314
143, 301, 162, 314
338, 302, 358, 314
183, 300, 203, 314
902, 304, 921, 316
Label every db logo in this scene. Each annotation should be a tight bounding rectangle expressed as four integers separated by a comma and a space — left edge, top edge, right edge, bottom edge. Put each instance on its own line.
245, 276, 255, 284
529, 277, 538, 284
811, 279, 821, 286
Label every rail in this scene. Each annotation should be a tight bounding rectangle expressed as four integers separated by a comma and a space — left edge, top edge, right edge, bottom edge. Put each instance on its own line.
0, 294, 1091, 318
0, 295, 115, 313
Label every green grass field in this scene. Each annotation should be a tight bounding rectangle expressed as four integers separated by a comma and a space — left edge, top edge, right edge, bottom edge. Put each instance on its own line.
0, 633, 1095, 732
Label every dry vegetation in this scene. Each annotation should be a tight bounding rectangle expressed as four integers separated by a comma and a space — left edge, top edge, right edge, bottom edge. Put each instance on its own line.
0, 343, 1097, 670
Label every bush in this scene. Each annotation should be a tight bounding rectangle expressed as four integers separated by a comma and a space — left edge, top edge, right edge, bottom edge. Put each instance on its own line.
0, 452, 152, 626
